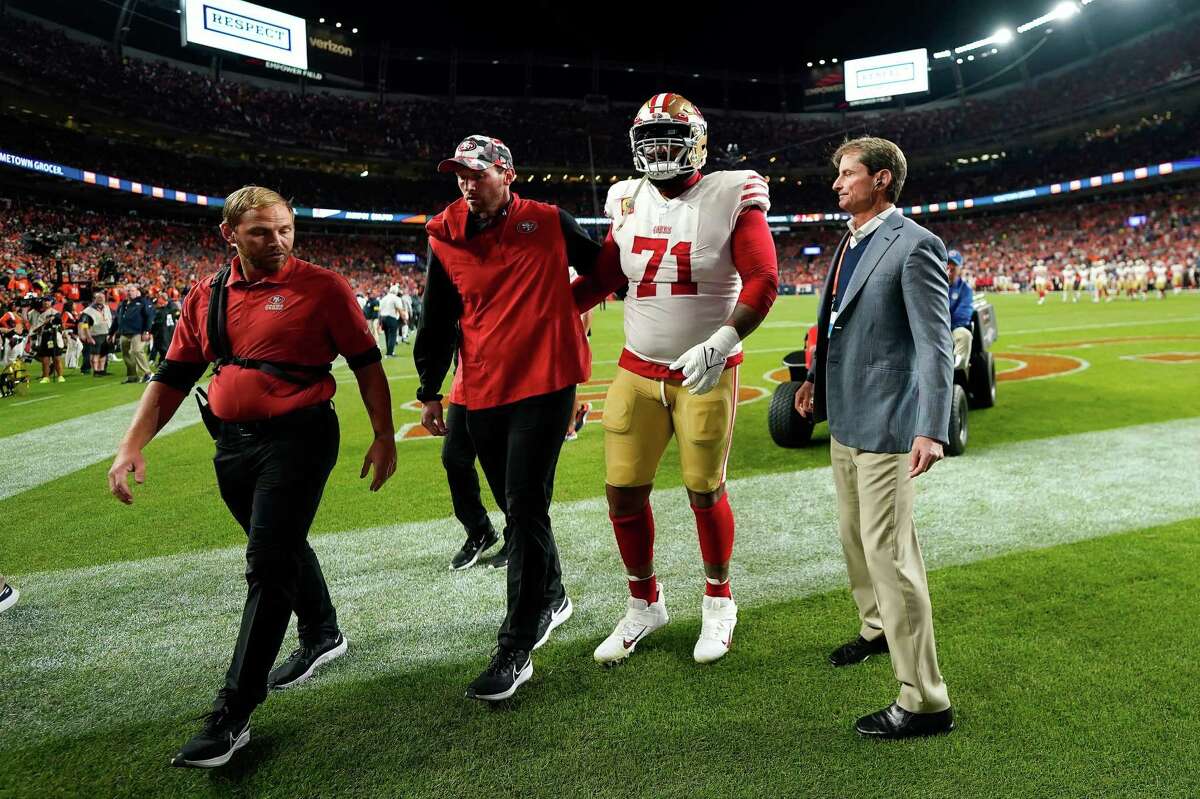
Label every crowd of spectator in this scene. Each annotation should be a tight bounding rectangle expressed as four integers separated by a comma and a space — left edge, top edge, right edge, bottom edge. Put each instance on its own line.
1, 11, 1196, 173
774, 185, 1200, 290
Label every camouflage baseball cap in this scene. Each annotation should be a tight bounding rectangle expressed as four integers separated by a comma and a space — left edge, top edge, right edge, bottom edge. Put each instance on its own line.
437, 135, 515, 173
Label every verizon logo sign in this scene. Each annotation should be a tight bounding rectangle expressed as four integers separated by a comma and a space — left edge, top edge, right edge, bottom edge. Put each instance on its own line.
309, 37, 354, 57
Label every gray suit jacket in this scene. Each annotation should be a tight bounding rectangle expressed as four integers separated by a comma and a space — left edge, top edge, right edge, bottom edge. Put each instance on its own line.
808, 209, 953, 454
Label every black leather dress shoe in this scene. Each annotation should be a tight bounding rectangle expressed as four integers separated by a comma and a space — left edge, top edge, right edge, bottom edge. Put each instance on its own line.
828, 634, 888, 666
855, 703, 954, 739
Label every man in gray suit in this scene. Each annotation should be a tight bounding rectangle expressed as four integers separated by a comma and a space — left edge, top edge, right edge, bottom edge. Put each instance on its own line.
796, 136, 955, 739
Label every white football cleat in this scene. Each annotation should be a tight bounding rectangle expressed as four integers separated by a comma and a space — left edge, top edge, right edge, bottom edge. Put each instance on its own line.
693, 595, 737, 664
593, 584, 669, 665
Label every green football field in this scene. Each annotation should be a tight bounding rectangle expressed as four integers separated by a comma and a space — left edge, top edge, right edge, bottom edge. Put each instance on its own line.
1, 291, 1198, 798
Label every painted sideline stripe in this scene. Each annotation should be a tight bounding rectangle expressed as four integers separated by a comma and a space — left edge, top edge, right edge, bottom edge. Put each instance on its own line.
2, 417, 1197, 745
0, 398, 202, 502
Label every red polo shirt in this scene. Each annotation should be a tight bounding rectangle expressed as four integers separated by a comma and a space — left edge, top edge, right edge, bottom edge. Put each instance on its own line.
168, 255, 376, 421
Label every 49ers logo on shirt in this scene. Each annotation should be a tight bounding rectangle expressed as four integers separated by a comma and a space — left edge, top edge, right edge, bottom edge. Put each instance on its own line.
265, 294, 285, 311
517, 220, 538, 233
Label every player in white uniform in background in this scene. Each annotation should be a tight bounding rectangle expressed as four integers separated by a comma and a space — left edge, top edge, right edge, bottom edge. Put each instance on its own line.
1091, 260, 1110, 303
572, 92, 779, 666
1171, 262, 1185, 294
1153, 262, 1169, 299
1061, 264, 1077, 303
1133, 259, 1149, 301
1033, 260, 1049, 305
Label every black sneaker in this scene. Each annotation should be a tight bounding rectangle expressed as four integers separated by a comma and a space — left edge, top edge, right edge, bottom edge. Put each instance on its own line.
268, 633, 348, 690
533, 594, 573, 650
450, 527, 499, 571
465, 647, 532, 702
170, 708, 251, 769
479, 538, 510, 569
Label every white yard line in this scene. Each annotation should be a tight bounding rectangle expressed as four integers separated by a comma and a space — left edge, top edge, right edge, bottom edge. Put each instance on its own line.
2, 417, 1197, 744
0, 399, 202, 501
10, 395, 59, 406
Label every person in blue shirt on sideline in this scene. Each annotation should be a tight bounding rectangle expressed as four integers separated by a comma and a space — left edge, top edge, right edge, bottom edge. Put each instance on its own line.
947, 250, 974, 369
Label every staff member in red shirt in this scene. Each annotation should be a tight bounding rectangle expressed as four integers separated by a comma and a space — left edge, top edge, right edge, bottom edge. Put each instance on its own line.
107, 186, 397, 769
415, 136, 598, 702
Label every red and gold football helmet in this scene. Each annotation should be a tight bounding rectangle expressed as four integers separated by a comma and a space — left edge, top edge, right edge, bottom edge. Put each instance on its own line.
629, 93, 708, 181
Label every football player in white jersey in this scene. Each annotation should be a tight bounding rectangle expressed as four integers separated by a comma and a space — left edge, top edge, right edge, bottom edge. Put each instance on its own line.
1134, 259, 1150, 300
572, 93, 778, 666
1090, 260, 1109, 303
1153, 261, 1169, 298
1032, 260, 1049, 305
1061, 264, 1077, 303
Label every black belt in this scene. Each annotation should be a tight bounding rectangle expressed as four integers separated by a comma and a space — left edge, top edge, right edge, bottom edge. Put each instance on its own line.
219, 400, 333, 438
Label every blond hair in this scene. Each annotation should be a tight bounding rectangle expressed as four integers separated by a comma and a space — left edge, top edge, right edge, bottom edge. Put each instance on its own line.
221, 185, 294, 227
832, 137, 908, 204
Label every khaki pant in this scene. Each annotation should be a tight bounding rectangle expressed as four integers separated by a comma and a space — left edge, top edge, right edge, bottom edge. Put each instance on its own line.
830, 435, 950, 713
120, 334, 151, 379
952, 327, 972, 370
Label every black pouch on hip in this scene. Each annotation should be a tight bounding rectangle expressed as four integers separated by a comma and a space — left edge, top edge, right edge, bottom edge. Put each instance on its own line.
194, 386, 222, 441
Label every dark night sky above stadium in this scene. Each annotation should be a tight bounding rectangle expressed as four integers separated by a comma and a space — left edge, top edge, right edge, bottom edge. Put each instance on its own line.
274, 0, 1098, 64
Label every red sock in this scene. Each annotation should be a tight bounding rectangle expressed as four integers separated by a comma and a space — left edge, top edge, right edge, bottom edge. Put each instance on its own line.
693, 494, 735, 598
705, 577, 732, 599
611, 504, 656, 602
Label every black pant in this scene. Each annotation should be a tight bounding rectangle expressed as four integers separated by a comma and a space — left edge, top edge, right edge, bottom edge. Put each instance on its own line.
443, 401, 508, 539
212, 403, 340, 714
381, 317, 400, 356
466, 386, 574, 652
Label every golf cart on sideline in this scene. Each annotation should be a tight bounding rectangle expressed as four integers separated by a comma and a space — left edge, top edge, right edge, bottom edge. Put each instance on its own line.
767, 297, 998, 455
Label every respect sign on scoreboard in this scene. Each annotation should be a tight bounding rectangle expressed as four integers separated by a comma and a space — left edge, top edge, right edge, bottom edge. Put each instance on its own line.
842, 48, 929, 103
180, 0, 308, 70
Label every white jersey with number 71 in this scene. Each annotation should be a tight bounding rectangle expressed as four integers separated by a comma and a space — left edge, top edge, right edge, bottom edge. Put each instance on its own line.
605, 170, 770, 366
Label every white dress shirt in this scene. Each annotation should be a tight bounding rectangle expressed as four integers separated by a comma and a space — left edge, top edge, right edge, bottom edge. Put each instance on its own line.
846, 205, 898, 250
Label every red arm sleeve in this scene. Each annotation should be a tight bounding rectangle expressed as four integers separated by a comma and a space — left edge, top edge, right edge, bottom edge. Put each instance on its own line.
731, 208, 778, 317
571, 231, 625, 314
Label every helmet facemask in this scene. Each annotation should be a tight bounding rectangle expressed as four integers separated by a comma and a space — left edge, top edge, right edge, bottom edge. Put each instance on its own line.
631, 122, 705, 181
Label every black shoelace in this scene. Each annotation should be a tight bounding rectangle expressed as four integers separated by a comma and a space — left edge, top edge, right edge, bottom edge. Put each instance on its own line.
485, 647, 526, 676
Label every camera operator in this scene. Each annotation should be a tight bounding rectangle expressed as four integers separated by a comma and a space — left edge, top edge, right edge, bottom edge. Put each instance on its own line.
79, 290, 113, 377
27, 296, 66, 384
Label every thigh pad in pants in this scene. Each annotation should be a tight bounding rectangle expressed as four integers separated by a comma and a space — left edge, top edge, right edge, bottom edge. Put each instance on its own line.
602, 367, 672, 488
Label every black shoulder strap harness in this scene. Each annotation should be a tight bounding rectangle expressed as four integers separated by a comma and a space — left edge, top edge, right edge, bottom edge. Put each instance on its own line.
205, 265, 331, 386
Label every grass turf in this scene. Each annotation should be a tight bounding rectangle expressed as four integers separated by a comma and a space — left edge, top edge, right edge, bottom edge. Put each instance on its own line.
2, 518, 1197, 798
1, 292, 1197, 573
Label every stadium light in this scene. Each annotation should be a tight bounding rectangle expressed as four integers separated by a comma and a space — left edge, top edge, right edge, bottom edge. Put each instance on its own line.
831, 58, 838, 63
359, 169, 369, 177
955, 27, 1013, 54
1018, 2, 1079, 33
806, 61, 813, 67
819, 59, 825, 64
335, 21, 342, 28
934, 50, 952, 58
319, 17, 325, 23
352, 27, 358, 33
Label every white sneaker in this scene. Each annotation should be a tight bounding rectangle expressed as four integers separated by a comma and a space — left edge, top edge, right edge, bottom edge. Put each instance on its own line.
0, 583, 18, 614
593, 584, 669, 665
693, 595, 738, 664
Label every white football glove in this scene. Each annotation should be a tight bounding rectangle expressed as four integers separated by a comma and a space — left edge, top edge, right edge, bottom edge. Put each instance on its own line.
668, 326, 740, 395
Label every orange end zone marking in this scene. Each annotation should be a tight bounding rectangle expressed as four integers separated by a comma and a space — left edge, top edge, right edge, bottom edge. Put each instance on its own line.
993, 352, 1088, 381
